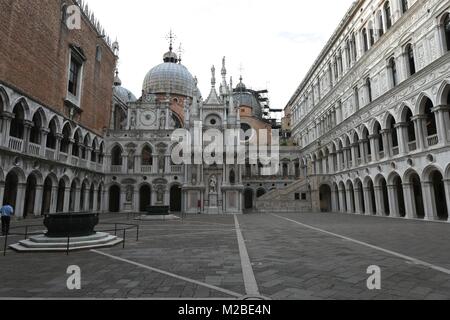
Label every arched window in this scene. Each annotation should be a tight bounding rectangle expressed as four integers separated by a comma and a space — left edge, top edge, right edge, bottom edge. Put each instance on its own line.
91, 140, 97, 162
229, 169, 236, 184
406, 44, 416, 76
351, 33, 357, 61
47, 119, 57, 149
362, 28, 369, 52
30, 112, 42, 144
366, 78, 372, 103
98, 142, 105, 164
388, 57, 397, 87
368, 22, 375, 46
401, 0, 409, 14
423, 99, 437, 137
384, 2, 392, 30
10, 103, 25, 139
82, 135, 89, 159
444, 14, 450, 52
345, 40, 351, 66
72, 130, 81, 157
377, 11, 384, 37
141, 145, 153, 166
60, 124, 71, 153
111, 145, 123, 165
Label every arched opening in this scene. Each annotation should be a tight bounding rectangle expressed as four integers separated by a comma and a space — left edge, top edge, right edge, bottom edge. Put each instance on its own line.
30, 111, 42, 144
72, 130, 81, 157
244, 189, 253, 210
91, 139, 98, 162
353, 132, 361, 164
82, 135, 90, 160
80, 182, 87, 211
443, 13, 450, 52
229, 169, 236, 184
111, 145, 123, 166
139, 185, 151, 212
362, 28, 369, 52
384, 1, 392, 30
98, 142, 105, 164
388, 57, 397, 87
41, 177, 53, 214
409, 172, 425, 219
401, 0, 409, 14
386, 114, 398, 155
379, 177, 390, 216
430, 170, 448, 220
69, 181, 77, 212
355, 179, 365, 214
362, 126, 371, 161
421, 98, 437, 145
366, 78, 372, 103
56, 179, 66, 212
373, 121, 384, 158
377, 10, 384, 37
368, 22, 375, 47
406, 44, 416, 76
393, 175, 406, 217
339, 182, 347, 213
3, 171, 19, 208
60, 124, 71, 153
141, 145, 153, 166
46, 118, 58, 149
109, 185, 121, 213
170, 185, 182, 212
319, 184, 332, 212
24, 174, 38, 218
10, 102, 25, 139
402, 107, 416, 151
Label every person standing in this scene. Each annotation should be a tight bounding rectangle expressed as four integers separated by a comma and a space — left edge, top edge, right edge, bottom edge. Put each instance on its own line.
1, 204, 14, 236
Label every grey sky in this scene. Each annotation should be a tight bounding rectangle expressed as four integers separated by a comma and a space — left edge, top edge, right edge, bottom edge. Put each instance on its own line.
86, 0, 355, 114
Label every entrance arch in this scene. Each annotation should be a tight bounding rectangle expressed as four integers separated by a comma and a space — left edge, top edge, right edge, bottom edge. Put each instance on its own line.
170, 185, 182, 212
319, 184, 332, 212
41, 177, 53, 214
24, 174, 38, 217
429, 170, 448, 220
244, 189, 254, 211
109, 185, 121, 213
139, 184, 151, 212
3, 171, 19, 207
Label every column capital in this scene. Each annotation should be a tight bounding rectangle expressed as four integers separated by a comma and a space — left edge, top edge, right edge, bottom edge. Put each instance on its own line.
368, 134, 380, 139
411, 115, 427, 121
431, 105, 450, 113
23, 120, 34, 128
1, 111, 14, 119
40, 127, 51, 134
394, 122, 408, 128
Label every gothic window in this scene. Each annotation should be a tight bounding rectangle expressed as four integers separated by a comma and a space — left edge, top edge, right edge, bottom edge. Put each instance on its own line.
368, 22, 375, 46
401, 0, 409, 14
444, 14, 450, 52
378, 11, 384, 37
30, 112, 42, 144
406, 44, 416, 76
111, 145, 123, 166
10, 103, 25, 139
388, 57, 398, 87
46, 119, 57, 149
95, 45, 102, 62
366, 78, 373, 103
141, 145, 153, 166
72, 131, 81, 157
384, 2, 392, 30
423, 98, 437, 137
68, 57, 81, 96
362, 28, 369, 52
60, 124, 71, 153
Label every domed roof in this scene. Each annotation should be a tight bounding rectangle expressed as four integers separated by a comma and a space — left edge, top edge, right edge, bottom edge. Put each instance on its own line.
113, 72, 137, 103
142, 50, 196, 98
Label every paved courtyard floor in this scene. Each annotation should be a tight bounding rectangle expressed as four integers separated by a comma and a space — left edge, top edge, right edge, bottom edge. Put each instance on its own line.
1, 212, 450, 300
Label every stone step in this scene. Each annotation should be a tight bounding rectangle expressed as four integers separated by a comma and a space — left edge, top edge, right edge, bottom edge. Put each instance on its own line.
9, 238, 123, 253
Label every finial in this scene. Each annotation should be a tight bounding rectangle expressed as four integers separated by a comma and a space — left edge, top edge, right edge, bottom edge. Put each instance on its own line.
221, 56, 226, 76
230, 76, 233, 89
211, 65, 216, 86
177, 43, 184, 64
166, 29, 176, 52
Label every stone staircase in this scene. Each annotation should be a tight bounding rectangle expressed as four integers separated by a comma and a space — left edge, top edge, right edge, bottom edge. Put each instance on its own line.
255, 178, 313, 213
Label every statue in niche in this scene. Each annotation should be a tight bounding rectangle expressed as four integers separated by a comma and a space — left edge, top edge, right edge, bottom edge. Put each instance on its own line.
156, 185, 165, 203
128, 150, 135, 171
209, 175, 217, 194
129, 111, 136, 130
126, 185, 134, 202
160, 111, 166, 129
158, 153, 165, 172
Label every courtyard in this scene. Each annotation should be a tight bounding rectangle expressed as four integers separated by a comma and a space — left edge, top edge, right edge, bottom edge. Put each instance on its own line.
1, 212, 450, 300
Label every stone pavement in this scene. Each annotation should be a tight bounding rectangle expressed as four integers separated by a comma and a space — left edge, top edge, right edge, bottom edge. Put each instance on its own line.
0, 212, 450, 300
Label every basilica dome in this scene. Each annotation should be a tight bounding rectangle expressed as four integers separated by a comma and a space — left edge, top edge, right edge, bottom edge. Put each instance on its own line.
113, 72, 137, 103
142, 50, 196, 98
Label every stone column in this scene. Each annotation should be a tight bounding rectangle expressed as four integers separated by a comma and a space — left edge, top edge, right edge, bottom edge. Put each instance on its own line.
368, 135, 379, 162
92, 188, 98, 212
387, 184, 400, 218
394, 122, 408, 155
74, 187, 81, 212
354, 186, 363, 215
380, 130, 390, 158
33, 184, 44, 217
444, 179, 450, 223
402, 183, 415, 219
15, 183, 26, 219
374, 186, 385, 216
431, 105, 450, 145
338, 188, 346, 213
63, 187, 71, 212
40, 128, 50, 158
84, 187, 90, 212
342, 148, 348, 169
22, 120, 33, 154
412, 115, 426, 151
50, 186, 58, 213
363, 187, 374, 215
54, 134, 63, 161
1, 112, 13, 146
421, 181, 436, 221
0, 181, 4, 205
331, 189, 339, 212
346, 187, 355, 214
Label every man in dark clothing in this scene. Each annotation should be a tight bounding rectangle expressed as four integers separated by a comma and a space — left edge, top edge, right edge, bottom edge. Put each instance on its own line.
1, 204, 14, 236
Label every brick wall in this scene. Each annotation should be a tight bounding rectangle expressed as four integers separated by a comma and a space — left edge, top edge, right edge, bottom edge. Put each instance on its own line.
0, 0, 116, 136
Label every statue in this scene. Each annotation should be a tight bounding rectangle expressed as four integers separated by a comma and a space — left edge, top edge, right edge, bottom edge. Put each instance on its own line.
160, 111, 166, 129
156, 186, 165, 203
158, 154, 165, 172
129, 111, 136, 129
209, 175, 217, 194
126, 185, 133, 202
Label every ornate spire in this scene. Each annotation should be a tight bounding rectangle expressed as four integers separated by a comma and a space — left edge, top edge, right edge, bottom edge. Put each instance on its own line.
211, 65, 216, 87
166, 29, 176, 52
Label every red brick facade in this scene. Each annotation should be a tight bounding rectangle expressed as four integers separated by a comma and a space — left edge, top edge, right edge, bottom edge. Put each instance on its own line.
0, 0, 116, 135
